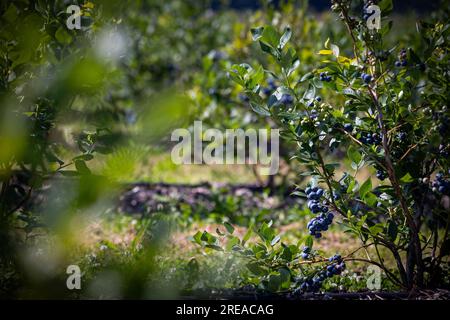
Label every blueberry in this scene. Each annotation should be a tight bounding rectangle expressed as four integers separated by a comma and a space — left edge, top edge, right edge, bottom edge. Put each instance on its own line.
344, 123, 353, 132
267, 78, 277, 90
315, 96, 322, 102
361, 73, 372, 83
262, 87, 272, 96
280, 93, 294, 105
376, 170, 386, 181
239, 93, 250, 103
397, 132, 407, 142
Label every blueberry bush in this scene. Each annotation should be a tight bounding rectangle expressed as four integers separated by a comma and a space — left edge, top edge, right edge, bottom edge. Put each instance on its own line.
217, 0, 450, 291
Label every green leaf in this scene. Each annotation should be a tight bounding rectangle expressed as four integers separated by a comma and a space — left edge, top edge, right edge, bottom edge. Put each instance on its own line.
246, 262, 269, 276
55, 27, 73, 45
250, 27, 264, 41
250, 103, 271, 116
359, 178, 372, 199
258, 222, 276, 242
279, 26, 292, 49
270, 235, 281, 246
400, 173, 414, 183
278, 267, 291, 289
242, 223, 254, 245
224, 222, 234, 234
387, 220, 398, 241
364, 192, 378, 207
3, 4, 18, 23
299, 72, 314, 83
192, 231, 203, 245
226, 236, 240, 251
347, 146, 362, 164
74, 160, 91, 175
260, 26, 281, 49
379, 0, 393, 13
73, 154, 94, 161
200, 231, 217, 245
205, 244, 223, 251
305, 235, 313, 248
369, 224, 384, 235
248, 65, 264, 89
252, 26, 281, 58
268, 273, 282, 292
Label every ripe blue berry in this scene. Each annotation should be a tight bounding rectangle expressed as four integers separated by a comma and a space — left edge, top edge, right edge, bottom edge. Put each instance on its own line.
319, 72, 332, 82
343, 123, 353, 132
239, 93, 250, 103
361, 73, 372, 83
280, 93, 294, 105
376, 170, 386, 181
262, 87, 272, 96
432, 172, 450, 195
267, 78, 277, 91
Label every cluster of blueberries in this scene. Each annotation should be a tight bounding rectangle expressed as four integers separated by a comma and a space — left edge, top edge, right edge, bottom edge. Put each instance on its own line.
280, 93, 294, 106
359, 132, 382, 146
360, 72, 372, 84
319, 72, 332, 82
343, 123, 353, 132
307, 213, 334, 239
297, 184, 346, 293
397, 131, 407, 142
300, 246, 311, 259
309, 109, 318, 120
238, 93, 250, 103
307, 96, 322, 108
432, 172, 450, 195
395, 49, 408, 67
297, 254, 346, 292
375, 166, 387, 181
262, 78, 278, 96
305, 186, 326, 213
305, 186, 334, 238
